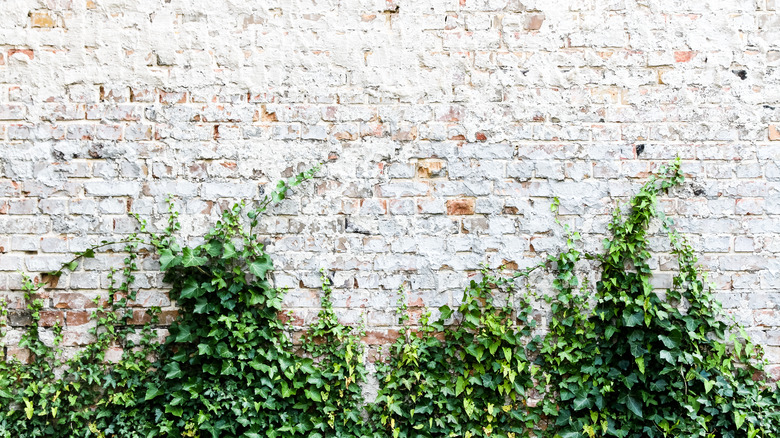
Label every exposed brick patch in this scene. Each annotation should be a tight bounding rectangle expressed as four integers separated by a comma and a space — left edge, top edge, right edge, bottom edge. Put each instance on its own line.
770, 124, 780, 141
446, 198, 476, 215
8, 48, 34, 60
31, 10, 56, 28
525, 14, 545, 30
674, 51, 695, 62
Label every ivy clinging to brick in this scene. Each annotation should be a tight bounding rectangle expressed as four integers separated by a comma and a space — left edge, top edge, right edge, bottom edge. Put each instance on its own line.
1, 160, 779, 437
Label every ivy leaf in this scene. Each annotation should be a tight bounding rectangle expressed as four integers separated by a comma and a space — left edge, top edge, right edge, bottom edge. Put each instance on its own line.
197, 343, 213, 356
635, 356, 645, 374
624, 311, 644, 327
572, 389, 593, 411
145, 385, 163, 401
194, 298, 211, 314
455, 377, 466, 396
205, 241, 223, 257
23, 398, 33, 419
626, 395, 643, 418
304, 389, 322, 402
439, 305, 453, 321
222, 241, 237, 259
165, 405, 183, 417
659, 350, 675, 364
734, 411, 746, 429
175, 325, 192, 343
658, 332, 681, 349
249, 256, 273, 278
180, 279, 202, 299
307, 374, 324, 387
182, 247, 207, 267
165, 362, 183, 380
159, 249, 180, 271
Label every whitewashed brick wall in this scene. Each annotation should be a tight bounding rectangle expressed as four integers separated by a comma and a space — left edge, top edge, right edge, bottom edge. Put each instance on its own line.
1, 0, 780, 372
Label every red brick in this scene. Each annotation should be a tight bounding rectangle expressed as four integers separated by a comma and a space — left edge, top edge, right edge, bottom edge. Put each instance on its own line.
769, 124, 780, 141
53, 293, 97, 309
39, 310, 64, 327
7, 347, 31, 364
525, 14, 545, 30
8, 48, 34, 60
674, 51, 695, 62
391, 126, 417, 141
417, 160, 446, 178
65, 311, 91, 326
446, 198, 476, 215
130, 87, 155, 102
160, 90, 187, 104
362, 329, 400, 345
104, 347, 123, 363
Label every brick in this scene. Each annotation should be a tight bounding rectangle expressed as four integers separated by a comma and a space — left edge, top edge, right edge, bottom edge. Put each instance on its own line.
417, 198, 446, 214
416, 159, 447, 178
31, 10, 56, 28
388, 199, 415, 215
0, 104, 27, 120
377, 182, 429, 197
8, 49, 33, 60
525, 14, 545, 30
0, 1, 778, 370
770, 125, 780, 141
446, 198, 475, 215
84, 181, 140, 197
159, 90, 187, 104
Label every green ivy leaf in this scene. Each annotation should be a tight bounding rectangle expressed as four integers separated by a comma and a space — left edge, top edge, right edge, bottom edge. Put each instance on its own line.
626, 395, 643, 418
145, 385, 163, 401
222, 241, 237, 259
159, 249, 180, 271
735, 411, 746, 429
304, 389, 322, 402
635, 356, 645, 374
624, 311, 644, 327
249, 256, 273, 278
165, 362, 183, 379
180, 279, 202, 299
605, 325, 617, 340
455, 376, 467, 396
182, 247, 207, 267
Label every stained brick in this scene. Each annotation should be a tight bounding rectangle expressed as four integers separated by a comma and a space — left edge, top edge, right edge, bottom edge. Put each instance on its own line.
446, 198, 475, 215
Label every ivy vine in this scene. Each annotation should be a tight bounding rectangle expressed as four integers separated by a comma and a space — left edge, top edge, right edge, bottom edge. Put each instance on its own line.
0, 159, 778, 437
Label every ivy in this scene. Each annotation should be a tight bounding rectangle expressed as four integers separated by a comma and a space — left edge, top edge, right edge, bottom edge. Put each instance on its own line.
1, 159, 778, 437
536, 159, 780, 438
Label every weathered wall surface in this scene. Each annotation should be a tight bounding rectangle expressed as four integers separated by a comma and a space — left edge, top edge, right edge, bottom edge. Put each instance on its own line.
1, 0, 780, 369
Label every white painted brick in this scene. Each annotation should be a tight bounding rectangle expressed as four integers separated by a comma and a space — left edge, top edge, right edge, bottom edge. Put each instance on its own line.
0, 0, 777, 365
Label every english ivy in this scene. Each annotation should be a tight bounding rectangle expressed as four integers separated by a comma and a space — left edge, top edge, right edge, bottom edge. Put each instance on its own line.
1, 159, 778, 437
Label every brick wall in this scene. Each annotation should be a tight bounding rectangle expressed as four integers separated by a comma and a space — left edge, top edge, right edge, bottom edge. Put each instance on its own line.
1, 0, 780, 371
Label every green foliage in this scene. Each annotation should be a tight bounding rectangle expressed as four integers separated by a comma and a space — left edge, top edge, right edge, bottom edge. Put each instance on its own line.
371, 267, 545, 438
1, 159, 779, 437
536, 159, 780, 438
372, 158, 780, 438
0, 165, 369, 437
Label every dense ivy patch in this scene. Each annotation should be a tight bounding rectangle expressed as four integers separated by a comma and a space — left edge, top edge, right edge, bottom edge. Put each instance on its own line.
1, 159, 778, 437
371, 159, 780, 438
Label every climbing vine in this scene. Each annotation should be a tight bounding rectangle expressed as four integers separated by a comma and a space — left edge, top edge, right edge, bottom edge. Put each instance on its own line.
0, 159, 778, 437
